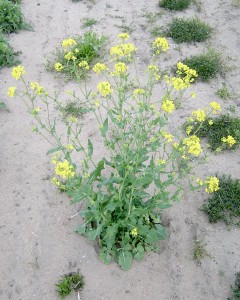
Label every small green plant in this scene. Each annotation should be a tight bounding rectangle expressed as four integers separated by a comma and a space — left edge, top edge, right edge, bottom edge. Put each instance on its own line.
61, 100, 86, 118
11, 35, 221, 270
216, 84, 231, 100
159, 0, 191, 10
0, 0, 28, 33
186, 114, 240, 151
183, 51, 222, 81
231, 272, 240, 299
82, 18, 98, 28
56, 272, 84, 299
167, 18, 212, 43
193, 239, 208, 263
48, 32, 107, 81
0, 102, 8, 110
233, 0, 240, 7
202, 175, 240, 226
0, 35, 20, 68
144, 12, 163, 24
150, 26, 163, 37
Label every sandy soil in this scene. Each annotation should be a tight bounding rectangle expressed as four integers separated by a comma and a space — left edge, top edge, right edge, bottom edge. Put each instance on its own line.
1, 0, 240, 299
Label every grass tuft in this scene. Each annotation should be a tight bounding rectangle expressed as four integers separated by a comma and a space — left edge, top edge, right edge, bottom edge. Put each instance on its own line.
202, 175, 240, 226
0, 34, 20, 68
183, 50, 222, 81
82, 18, 98, 28
56, 272, 84, 299
193, 239, 208, 264
216, 84, 231, 100
167, 18, 212, 43
159, 0, 191, 10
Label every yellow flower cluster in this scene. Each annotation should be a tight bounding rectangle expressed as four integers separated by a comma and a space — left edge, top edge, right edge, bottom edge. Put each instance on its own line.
93, 63, 108, 74
117, 33, 130, 40
78, 60, 89, 70
133, 89, 145, 97
210, 101, 221, 114
183, 135, 202, 157
31, 107, 41, 115
162, 99, 175, 113
64, 51, 77, 61
55, 160, 75, 179
156, 158, 166, 165
112, 62, 128, 75
221, 135, 236, 147
54, 62, 64, 71
192, 109, 206, 122
30, 81, 46, 95
69, 116, 77, 123
7, 86, 17, 97
152, 37, 169, 54
205, 176, 219, 193
131, 228, 138, 236
110, 43, 137, 61
170, 63, 198, 90
52, 177, 60, 186
148, 65, 160, 80
12, 65, 26, 80
162, 130, 173, 142
186, 125, 193, 135
65, 144, 74, 151
62, 38, 77, 48
97, 81, 112, 97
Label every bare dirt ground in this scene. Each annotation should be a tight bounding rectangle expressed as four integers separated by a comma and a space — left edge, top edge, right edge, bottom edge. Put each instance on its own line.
1, 0, 240, 299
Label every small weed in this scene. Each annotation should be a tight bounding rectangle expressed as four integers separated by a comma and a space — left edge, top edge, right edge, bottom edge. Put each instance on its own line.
193, 239, 208, 263
150, 26, 164, 37
202, 175, 240, 226
216, 84, 231, 100
0, 34, 20, 68
144, 12, 163, 24
82, 18, 98, 28
167, 18, 212, 43
61, 101, 86, 118
227, 105, 236, 114
56, 272, 84, 299
115, 22, 136, 34
183, 50, 222, 81
188, 114, 240, 151
233, 0, 240, 7
232, 272, 240, 299
0, 102, 8, 110
159, 0, 191, 10
0, 0, 29, 33
48, 31, 107, 81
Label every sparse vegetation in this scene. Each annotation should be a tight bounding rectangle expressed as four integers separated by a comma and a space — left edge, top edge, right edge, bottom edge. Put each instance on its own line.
183, 51, 222, 81
55, 272, 84, 299
167, 18, 212, 43
0, 34, 20, 68
202, 175, 240, 226
231, 272, 240, 299
159, 0, 191, 11
216, 84, 231, 100
193, 239, 208, 264
82, 18, 98, 28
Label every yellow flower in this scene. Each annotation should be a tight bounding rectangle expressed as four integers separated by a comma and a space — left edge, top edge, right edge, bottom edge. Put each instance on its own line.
133, 89, 145, 97
162, 99, 175, 113
208, 120, 213, 125
205, 176, 219, 193
55, 160, 75, 179
192, 109, 206, 122
30, 82, 46, 95
215, 147, 222, 153
210, 102, 221, 113
148, 65, 160, 80
78, 60, 89, 70
52, 177, 60, 186
97, 81, 112, 97
162, 130, 173, 142
69, 116, 77, 123
221, 135, 236, 147
156, 158, 166, 165
93, 63, 108, 74
7, 86, 17, 97
117, 33, 130, 40
113, 62, 128, 75
186, 126, 193, 135
64, 51, 76, 61
191, 92, 196, 98
173, 142, 179, 149
150, 136, 157, 143
12, 65, 26, 80
94, 99, 100, 107
131, 228, 138, 236
31, 107, 41, 115
183, 135, 202, 157
196, 178, 203, 186
110, 43, 137, 61
54, 62, 63, 71
62, 38, 77, 48
65, 144, 74, 151
152, 37, 169, 54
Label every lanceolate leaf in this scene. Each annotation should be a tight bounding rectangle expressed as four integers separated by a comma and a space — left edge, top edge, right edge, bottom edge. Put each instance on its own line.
87, 139, 93, 157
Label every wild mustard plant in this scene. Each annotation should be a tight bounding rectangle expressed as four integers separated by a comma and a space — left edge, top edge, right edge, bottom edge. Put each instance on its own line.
10, 35, 220, 270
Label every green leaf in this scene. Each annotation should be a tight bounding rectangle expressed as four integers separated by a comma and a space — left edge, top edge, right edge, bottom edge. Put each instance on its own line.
87, 139, 93, 157
86, 229, 98, 240
136, 244, 144, 253
101, 117, 108, 137
155, 224, 168, 240
89, 160, 104, 182
134, 251, 144, 262
46, 146, 62, 155
99, 249, 112, 265
145, 228, 159, 244
75, 223, 86, 235
118, 251, 133, 271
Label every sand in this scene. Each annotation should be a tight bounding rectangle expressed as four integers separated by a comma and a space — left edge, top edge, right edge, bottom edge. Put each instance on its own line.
1, 0, 240, 299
